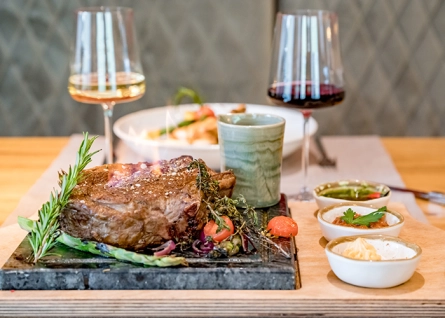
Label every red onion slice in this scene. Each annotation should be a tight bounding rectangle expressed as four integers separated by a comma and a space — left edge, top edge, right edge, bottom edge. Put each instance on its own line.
199, 230, 207, 242
192, 239, 214, 255
153, 240, 176, 256
200, 240, 214, 252
241, 234, 249, 252
192, 239, 205, 254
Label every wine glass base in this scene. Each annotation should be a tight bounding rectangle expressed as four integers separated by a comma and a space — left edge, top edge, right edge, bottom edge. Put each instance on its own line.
288, 188, 314, 202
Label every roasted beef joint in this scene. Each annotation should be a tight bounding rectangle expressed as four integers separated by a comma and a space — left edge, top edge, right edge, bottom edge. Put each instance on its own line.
59, 156, 236, 251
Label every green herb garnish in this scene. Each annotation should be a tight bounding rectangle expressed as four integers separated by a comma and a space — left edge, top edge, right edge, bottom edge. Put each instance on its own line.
173, 87, 203, 106
340, 206, 387, 227
153, 87, 205, 137
18, 133, 99, 263
188, 159, 290, 258
159, 119, 196, 136
188, 160, 257, 232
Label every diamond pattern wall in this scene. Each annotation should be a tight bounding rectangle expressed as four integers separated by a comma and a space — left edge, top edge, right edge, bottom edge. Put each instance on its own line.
280, 0, 445, 136
0, 0, 274, 136
0, 0, 444, 136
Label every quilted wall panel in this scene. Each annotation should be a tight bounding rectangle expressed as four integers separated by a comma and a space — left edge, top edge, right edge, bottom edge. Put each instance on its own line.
0, 0, 444, 136
280, 0, 445, 136
0, 0, 274, 136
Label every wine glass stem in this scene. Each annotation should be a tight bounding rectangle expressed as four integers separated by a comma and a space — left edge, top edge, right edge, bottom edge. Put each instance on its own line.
300, 110, 312, 198
102, 102, 115, 164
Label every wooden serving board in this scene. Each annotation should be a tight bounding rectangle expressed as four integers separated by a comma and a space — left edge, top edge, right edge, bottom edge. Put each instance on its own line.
0, 202, 444, 317
0, 194, 299, 290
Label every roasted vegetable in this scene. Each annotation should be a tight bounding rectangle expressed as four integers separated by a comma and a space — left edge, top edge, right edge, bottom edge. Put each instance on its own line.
267, 216, 298, 237
203, 216, 235, 242
56, 232, 186, 267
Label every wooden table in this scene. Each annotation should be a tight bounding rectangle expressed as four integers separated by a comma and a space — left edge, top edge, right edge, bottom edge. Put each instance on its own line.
2, 137, 445, 229
0, 202, 444, 316
382, 138, 445, 229
0, 137, 445, 317
0, 137, 68, 226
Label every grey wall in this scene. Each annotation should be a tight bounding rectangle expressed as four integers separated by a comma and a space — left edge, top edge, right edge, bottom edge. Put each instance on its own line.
0, 0, 274, 136
281, 0, 445, 136
0, 0, 444, 136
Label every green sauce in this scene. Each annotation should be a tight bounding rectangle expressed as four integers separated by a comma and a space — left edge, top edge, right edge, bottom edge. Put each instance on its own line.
319, 186, 387, 201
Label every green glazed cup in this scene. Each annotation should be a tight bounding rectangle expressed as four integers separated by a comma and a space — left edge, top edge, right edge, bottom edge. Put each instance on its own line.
218, 113, 285, 208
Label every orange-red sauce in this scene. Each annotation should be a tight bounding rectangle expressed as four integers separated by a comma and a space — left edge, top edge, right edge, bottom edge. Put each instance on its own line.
332, 213, 389, 229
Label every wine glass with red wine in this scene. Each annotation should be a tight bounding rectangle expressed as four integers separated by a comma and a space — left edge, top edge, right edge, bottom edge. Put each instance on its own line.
267, 10, 345, 201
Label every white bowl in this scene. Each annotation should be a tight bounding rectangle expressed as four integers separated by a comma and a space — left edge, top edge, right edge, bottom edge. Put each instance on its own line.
313, 180, 391, 209
113, 103, 318, 170
317, 203, 404, 241
325, 234, 422, 288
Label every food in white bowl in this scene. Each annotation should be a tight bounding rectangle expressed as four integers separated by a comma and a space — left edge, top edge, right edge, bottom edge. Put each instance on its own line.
325, 234, 422, 288
313, 180, 391, 209
317, 203, 404, 241
113, 103, 318, 170
144, 104, 232, 145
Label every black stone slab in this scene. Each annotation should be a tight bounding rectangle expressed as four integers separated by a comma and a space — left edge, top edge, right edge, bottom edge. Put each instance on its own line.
0, 194, 300, 290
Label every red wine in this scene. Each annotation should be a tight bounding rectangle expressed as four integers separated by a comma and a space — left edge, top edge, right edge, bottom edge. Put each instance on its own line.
268, 82, 345, 109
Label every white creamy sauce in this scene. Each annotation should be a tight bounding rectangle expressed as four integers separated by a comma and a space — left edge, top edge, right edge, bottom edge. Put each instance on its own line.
334, 239, 417, 260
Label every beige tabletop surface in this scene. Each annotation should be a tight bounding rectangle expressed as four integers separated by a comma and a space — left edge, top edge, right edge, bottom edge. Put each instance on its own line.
2, 137, 445, 229
0, 137, 444, 317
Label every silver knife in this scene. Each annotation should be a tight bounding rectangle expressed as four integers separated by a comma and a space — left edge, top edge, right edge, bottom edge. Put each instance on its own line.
388, 186, 445, 205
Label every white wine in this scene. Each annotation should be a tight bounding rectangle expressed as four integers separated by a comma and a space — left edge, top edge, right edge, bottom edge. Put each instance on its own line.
68, 72, 145, 104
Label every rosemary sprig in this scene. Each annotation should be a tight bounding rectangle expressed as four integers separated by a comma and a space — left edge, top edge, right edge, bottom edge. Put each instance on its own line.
18, 133, 99, 263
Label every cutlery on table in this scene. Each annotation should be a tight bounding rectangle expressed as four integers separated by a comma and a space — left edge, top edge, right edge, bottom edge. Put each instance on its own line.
388, 185, 445, 205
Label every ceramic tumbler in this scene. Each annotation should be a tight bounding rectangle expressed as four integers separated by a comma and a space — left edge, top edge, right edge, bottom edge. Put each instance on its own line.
218, 113, 285, 207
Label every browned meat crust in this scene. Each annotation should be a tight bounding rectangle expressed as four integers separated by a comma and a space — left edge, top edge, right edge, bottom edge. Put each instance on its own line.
59, 156, 235, 251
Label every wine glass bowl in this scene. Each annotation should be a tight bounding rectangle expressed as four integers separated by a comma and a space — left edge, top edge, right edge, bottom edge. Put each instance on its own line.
267, 83, 345, 109
68, 7, 145, 164
267, 10, 345, 200
68, 72, 145, 104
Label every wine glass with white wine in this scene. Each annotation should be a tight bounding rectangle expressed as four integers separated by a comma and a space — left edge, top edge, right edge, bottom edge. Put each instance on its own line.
68, 7, 145, 163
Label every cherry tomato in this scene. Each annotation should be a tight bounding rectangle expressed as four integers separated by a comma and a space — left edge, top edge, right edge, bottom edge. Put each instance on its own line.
203, 216, 234, 242
195, 106, 215, 120
267, 216, 298, 237
367, 192, 382, 199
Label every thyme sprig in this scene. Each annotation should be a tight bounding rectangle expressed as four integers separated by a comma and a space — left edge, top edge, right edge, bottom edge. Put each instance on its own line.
189, 160, 219, 199
188, 159, 228, 231
213, 195, 258, 232
18, 133, 99, 263
203, 199, 230, 232
188, 159, 258, 240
